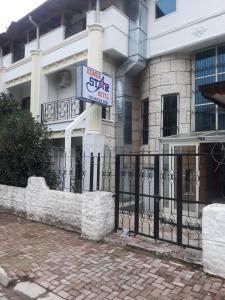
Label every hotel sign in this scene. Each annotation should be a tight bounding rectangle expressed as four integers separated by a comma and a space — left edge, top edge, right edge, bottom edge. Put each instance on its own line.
77, 66, 113, 107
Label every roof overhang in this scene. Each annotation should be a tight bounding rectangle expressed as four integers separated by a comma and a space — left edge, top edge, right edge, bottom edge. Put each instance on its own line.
0, 0, 88, 45
199, 81, 225, 108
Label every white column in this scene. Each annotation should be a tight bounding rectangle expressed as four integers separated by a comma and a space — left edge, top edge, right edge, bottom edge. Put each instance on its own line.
65, 20, 105, 192
83, 22, 105, 191
30, 50, 41, 119
86, 24, 104, 135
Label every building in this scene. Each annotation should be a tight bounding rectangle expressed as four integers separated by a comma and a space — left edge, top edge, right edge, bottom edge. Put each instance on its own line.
1, 0, 225, 205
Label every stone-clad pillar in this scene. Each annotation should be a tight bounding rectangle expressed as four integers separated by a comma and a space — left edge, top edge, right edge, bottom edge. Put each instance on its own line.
30, 49, 41, 119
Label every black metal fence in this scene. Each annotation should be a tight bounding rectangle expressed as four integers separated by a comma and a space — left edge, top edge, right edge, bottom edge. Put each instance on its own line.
65, 19, 86, 39
114, 152, 222, 250
50, 147, 225, 249
51, 149, 115, 193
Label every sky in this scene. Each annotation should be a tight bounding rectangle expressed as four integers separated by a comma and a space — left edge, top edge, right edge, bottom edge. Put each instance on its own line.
0, 0, 46, 33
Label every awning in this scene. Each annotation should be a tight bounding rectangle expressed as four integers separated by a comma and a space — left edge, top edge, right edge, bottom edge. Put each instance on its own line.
160, 131, 225, 144
199, 81, 225, 108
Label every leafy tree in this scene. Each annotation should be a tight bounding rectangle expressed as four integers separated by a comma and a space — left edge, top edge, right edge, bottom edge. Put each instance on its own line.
0, 93, 58, 189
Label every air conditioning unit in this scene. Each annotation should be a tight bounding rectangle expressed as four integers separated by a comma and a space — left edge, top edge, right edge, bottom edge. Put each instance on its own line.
55, 70, 71, 88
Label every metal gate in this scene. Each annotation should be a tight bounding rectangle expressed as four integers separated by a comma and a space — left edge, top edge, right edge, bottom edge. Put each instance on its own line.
115, 153, 210, 250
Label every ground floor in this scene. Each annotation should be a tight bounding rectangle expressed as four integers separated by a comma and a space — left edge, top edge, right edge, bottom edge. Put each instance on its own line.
0, 214, 225, 300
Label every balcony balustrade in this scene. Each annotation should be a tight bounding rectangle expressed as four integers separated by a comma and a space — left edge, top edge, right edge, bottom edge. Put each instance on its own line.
65, 19, 86, 39
41, 96, 85, 123
41, 96, 111, 124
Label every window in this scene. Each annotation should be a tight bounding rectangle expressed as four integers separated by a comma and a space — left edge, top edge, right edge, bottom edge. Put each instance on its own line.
162, 94, 178, 137
184, 169, 194, 194
195, 46, 225, 131
102, 107, 110, 120
155, 0, 176, 19
124, 101, 132, 145
13, 42, 25, 63
21, 97, 30, 112
141, 99, 149, 145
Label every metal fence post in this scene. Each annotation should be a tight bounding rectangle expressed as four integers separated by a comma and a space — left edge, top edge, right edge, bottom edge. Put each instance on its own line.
154, 155, 160, 240
134, 155, 140, 235
115, 155, 120, 232
177, 155, 183, 246
96, 153, 100, 191
89, 153, 94, 192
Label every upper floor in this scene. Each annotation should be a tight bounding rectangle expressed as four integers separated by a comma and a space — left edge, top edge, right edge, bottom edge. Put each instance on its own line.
1, 0, 225, 69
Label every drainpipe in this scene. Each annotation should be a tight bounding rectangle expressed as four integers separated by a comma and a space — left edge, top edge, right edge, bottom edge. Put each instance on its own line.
96, 0, 101, 23
29, 16, 40, 49
88, 0, 92, 11
115, 0, 148, 154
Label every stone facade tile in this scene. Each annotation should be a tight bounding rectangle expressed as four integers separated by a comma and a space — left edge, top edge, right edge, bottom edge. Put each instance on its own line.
171, 59, 187, 72
160, 72, 177, 85
150, 75, 161, 88
176, 71, 191, 84
156, 61, 171, 75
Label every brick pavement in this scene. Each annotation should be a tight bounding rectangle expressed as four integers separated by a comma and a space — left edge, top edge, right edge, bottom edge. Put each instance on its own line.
0, 214, 225, 300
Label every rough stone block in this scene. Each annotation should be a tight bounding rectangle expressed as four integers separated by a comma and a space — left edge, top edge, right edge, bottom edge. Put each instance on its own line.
150, 75, 161, 88
203, 240, 225, 278
203, 204, 225, 244
171, 59, 187, 72
81, 192, 115, 241
160, 72, 177, 85
38, 293, 63, 300
14, 282, 46, 299
0, 267, 10, 287
156, 61, 171, 75
202, 204, 225, 278
27, 177, 49, 191
176, 71, 191, 84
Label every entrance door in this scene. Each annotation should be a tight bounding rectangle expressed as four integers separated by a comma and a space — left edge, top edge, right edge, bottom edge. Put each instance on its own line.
200, 143, 225, 204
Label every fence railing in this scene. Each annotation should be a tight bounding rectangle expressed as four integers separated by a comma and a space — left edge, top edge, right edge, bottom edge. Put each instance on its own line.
51, 150, 115, 193
65, 19, 86, 39
41, 97, 85, 123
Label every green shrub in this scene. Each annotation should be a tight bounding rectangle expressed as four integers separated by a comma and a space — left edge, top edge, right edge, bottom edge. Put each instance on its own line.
0, 93, 58, 189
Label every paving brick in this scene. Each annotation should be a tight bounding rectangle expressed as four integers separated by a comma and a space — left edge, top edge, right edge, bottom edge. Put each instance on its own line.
0, 215, 225, 300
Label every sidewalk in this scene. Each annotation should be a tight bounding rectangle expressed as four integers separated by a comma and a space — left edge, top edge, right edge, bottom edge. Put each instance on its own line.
0, 214, 224, 299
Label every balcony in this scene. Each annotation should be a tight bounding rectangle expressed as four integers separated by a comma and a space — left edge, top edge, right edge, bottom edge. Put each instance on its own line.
41, 97, 85, 123
41, 96, 111, 125
65, 19, 86, 39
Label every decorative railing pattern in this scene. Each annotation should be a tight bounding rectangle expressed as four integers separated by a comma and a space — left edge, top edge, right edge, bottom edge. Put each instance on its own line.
41, 97, 85, 123
41, 97, 111, 123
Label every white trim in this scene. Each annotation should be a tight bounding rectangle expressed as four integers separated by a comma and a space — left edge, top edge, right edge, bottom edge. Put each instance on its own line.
151, 9, 225, 40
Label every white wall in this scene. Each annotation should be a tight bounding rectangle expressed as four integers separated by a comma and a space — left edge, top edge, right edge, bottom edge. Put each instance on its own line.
47, 66, 76, 102
25, 27, 65, 57
2, 54, 12, 68
148, 0, 225, 57
0, 177, 115, 241
87, 7, 129, 59
4, 58, 32, 83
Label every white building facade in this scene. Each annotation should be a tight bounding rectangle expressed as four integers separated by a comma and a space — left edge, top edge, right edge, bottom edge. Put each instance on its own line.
1, 0, 225, 198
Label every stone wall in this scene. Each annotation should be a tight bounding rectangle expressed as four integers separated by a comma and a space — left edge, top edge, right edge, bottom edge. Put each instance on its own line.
0, 177, 114, 241
140, 53, 192, 153
202, 204, 225, 278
